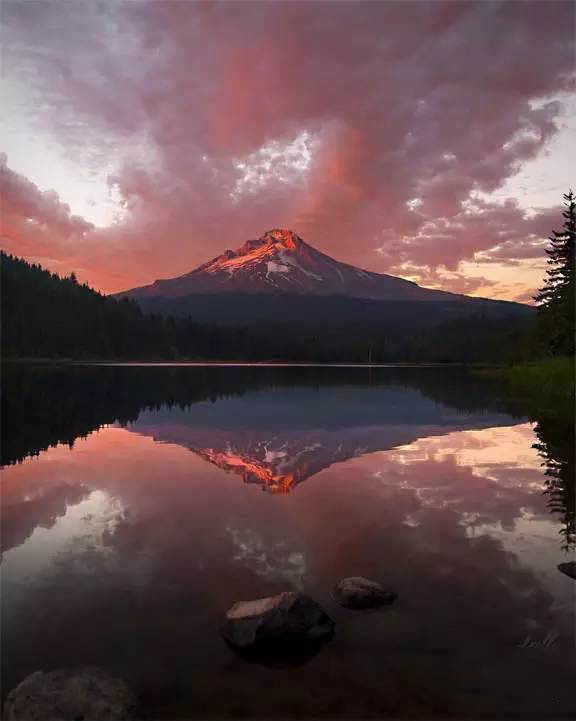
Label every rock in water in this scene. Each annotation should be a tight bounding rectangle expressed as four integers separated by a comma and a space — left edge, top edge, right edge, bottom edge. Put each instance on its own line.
333, 576, 397, 609
221, 591, 334, 657
558, 561, 576, 580
4, 668, 138, 720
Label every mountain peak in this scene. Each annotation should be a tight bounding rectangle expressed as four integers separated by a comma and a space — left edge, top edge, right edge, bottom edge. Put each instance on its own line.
120, 229, 463, 302
234, 229, 304, 257
260, 229, 302, 250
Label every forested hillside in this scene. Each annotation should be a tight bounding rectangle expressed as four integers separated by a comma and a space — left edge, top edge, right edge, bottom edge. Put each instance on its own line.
1, 253, 182, 359
1, 252, 535, 363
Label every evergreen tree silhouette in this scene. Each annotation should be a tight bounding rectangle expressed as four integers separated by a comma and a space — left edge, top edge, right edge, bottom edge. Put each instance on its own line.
534, 191, 575, 356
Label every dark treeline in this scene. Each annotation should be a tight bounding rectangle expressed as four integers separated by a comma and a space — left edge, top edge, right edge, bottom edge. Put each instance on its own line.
1, 363, 522, 467
2, 252, 193, 359
2, 251, 534, 363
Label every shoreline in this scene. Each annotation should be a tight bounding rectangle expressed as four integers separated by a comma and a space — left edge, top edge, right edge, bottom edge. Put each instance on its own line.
3, 358, 503, 369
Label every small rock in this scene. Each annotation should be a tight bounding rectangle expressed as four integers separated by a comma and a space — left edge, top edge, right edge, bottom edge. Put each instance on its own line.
221, 591, 334, 657
4, 667, 138, 720
558, 561, 576, 580
333, 576, 397, 609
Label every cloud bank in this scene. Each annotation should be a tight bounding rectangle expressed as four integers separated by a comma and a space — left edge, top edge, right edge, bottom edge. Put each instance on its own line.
1, 0, 574, 297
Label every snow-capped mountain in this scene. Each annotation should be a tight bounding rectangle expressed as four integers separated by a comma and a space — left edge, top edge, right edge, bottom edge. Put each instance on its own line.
130, 384, 521, 494
119, 229, 459, 301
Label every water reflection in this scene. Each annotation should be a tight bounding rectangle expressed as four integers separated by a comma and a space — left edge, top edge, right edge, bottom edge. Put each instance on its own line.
129, 383, 519, 494
532, 415, 575, 551
1, 365, 574, 718
1, 363, 520, 467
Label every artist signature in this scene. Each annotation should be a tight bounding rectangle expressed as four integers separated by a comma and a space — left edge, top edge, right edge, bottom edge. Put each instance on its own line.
517, 631, 559, 649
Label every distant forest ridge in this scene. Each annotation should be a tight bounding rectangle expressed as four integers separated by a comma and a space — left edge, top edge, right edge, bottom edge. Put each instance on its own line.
1, 251, 535, 362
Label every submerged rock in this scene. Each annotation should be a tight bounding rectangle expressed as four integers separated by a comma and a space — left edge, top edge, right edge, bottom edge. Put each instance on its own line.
333, 576, 397, 609
4, 667, 138, 720
558, 561, 576, 580
221, 591, 334, 659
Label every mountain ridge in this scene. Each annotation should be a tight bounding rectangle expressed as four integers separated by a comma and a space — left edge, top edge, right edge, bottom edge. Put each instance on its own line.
117, 229, 467, 302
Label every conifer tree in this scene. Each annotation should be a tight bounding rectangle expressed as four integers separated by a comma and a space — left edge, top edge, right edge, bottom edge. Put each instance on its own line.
534, 191, 575, 356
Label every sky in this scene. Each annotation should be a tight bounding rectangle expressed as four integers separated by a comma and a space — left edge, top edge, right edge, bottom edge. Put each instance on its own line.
1, 0, 574, 301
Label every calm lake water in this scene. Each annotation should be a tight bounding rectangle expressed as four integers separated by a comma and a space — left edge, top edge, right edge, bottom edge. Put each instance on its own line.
2, 364, 574, 718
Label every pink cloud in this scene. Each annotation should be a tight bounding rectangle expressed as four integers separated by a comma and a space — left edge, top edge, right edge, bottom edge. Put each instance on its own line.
1, 1, 574, 296
377, 200, 563, 272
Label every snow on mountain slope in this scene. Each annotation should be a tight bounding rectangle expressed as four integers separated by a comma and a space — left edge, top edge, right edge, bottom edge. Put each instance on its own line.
131, 413, 521, 494
118, 229, 461, 301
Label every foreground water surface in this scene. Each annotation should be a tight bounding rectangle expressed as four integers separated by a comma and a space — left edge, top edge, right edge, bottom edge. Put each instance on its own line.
2, 364, 574, 718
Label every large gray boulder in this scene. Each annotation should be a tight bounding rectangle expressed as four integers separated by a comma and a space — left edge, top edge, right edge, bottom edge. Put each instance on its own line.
221, 591, 334, 657
4, 667, 138, 720
333, 576, 397, 609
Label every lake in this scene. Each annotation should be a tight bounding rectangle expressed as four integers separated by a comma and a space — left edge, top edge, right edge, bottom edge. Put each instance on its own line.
1, 364, 574, 718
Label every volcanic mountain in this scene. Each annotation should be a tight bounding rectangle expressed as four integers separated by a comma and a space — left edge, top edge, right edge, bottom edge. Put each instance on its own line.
119, 229, 461, 302
117, 229, 533, 333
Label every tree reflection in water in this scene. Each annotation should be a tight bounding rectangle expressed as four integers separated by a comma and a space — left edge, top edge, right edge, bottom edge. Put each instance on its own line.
2, 362, 574, 552
533, 414, 575, 552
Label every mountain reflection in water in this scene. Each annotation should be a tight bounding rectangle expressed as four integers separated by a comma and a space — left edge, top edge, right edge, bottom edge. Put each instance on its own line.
1, 364, 574, 719
130, 384, 520, 494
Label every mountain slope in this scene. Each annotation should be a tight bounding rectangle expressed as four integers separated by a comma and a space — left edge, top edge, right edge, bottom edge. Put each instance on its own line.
114, 229, 534, 339
118, 229, 463, 302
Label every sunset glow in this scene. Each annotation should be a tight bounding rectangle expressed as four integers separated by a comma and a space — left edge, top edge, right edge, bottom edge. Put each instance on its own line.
1, 1, 575, 300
